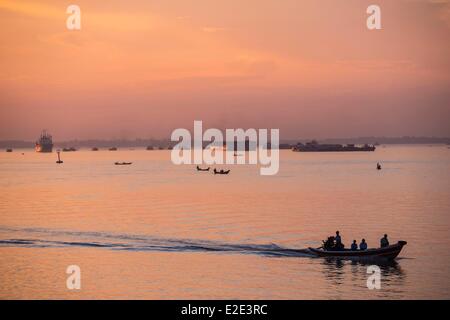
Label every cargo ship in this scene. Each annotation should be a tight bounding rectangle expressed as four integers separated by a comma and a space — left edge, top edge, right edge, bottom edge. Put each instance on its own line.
35, 130, 53, 153
293, 140, 375, 152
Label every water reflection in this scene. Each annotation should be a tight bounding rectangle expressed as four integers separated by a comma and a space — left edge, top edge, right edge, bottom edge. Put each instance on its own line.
321, 257, 406, 294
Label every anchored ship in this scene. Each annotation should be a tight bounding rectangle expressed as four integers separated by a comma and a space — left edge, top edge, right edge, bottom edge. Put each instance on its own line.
35, 130, 53, 153
293, 140, 375, 152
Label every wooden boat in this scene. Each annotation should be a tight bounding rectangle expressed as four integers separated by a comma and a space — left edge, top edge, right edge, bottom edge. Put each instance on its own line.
308, 241, 407, 260
114, 162, 132, 165
196, 166, 210, 171
214, 168, 230, 175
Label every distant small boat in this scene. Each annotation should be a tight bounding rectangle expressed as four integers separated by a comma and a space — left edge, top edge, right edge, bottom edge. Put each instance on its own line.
214, 168, 230, 175
109, 147, 118, 151
6, 148, 12, 152
92, 147, 99, 151
196, 165, 210, 171
158, 146, 164, 150
56, 151, 63, 164
115, 162, 132, 165
62, 147, 77, 152
146, 146, 154, 150
308, 241, 407, 261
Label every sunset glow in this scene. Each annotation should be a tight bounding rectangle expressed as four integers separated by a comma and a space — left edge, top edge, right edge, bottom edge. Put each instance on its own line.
0, 0, 449, 140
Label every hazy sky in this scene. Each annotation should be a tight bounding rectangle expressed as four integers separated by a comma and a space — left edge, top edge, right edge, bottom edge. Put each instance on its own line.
0, 0, 449, 140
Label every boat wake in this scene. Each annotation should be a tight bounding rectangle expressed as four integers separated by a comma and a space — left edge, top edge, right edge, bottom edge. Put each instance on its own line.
0, 226, 314, 258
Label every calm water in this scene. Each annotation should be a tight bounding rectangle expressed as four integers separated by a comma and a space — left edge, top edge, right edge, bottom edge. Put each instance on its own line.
0, 146, 449, 299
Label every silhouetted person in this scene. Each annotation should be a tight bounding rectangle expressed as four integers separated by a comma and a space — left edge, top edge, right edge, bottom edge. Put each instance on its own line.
323, 236, 335, 251
334, 231, 344, 250
351, 240, 358, 251
359, 239, 368, 250
380, 234, 389, 248
377, 162, 382, 170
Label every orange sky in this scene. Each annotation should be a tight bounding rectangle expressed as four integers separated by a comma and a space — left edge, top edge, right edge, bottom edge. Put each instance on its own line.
0, 0, 449, 140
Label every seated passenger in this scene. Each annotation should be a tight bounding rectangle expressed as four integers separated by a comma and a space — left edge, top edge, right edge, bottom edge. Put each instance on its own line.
380, 234, 389, 248
351, 240, 358, 251
323, 236, 335, 250
359, 239, 368, 250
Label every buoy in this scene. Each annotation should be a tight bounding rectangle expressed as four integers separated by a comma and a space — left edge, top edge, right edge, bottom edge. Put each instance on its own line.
56, 150, 63, 164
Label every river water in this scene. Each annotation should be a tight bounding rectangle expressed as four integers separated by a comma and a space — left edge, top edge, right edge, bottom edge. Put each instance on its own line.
0, 145, 449, 299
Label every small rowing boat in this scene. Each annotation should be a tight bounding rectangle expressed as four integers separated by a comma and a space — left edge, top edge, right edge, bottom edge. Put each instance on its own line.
115, 162, 132, 165
308, 241, 407, 260
214, 168, 230, 175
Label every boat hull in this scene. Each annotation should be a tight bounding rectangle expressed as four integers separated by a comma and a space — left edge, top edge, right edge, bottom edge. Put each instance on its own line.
308, 241, 407, 260
292, 141, 376, 152
114, 162, 132, 165
293, 146, 376, 152
35, 143, 53, 153
293, 148, 375, 152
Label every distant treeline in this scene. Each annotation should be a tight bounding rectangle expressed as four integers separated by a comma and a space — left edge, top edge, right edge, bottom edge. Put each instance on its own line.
1, 136, 449, 149
0, 139, 173, 149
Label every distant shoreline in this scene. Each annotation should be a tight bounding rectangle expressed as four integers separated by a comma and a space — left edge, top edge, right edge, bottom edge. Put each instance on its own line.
1, 137, 449, 149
